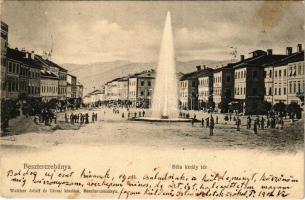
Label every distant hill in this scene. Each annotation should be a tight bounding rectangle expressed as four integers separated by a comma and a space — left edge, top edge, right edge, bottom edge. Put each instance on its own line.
62, 59, 233, 92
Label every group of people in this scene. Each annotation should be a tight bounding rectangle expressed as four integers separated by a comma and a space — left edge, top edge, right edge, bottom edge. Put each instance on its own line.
34, 109, 56, 126
64, 112, 98, 124
246, 115, 285, 134
125, 110, 146, 119
186, 111, 289, 136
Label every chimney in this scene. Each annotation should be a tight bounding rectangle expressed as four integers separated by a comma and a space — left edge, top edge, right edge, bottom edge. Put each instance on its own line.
196, 65, 201, 71
297, 44, 302, 52
30, 51, 35, 59
267, 49, 273, 55
286, 47, 292, 55
240, 55, 245, 61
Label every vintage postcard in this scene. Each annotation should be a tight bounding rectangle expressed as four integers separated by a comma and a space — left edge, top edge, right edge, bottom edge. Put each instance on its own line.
0, 0, 304, 199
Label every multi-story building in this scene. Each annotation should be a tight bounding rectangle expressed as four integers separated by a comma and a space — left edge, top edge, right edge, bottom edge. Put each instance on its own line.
179, 66, 211, 110
117, 77, 129, 102
197, 66, 214, 110
212, 64, 235, 113
57, 68, 67, 101
67, 74, 77, 99
40, 69, 59, 102
1, 21, 8, 100
104, 79, 118, 101
27, 53, 41, 99
128, 70, 155, 108
35, 55, 68, 101
233, 49, 287, 114
76, 82, 84, 99
6, 48, 23, 100
264, 44, 304, 105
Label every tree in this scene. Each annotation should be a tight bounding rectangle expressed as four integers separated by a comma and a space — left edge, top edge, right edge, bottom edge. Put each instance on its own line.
207, 101, 215, 111
229, 102, 243, 113
273, 102, 286, 115
218, 102, 229, 113
256, 101, 272, 115
296, 92, 304, 103
287, 102, 302, 119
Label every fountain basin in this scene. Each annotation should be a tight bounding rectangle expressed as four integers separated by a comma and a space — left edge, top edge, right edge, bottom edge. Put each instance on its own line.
130, 117, 193, 122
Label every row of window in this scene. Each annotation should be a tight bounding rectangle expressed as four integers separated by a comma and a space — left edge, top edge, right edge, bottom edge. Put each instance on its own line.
29, 86, 40, 95
235, 87, 246, 96
289, 63, 304, 76
199, 91, 210, 98
235, 70, 259, 80
59, 87, 67, 95
214, 76, 222, 83
41, 85, 58, 94
59, 74, 67, 81
180, 91, 188, 98
214, 88, 222, 96
235, 70, 246, 79
180, 81, 196, 88
199, 78, 209, 86
265, 64, 304, 79
265, 80, 304, 96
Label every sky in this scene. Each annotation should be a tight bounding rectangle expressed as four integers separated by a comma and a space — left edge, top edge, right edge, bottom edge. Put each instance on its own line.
1, 1, 304, 65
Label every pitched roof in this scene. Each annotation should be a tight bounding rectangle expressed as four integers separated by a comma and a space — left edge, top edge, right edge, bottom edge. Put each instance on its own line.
267, 51, 304, 67
35, 55, 68, 72
233, 52, 287, 69
180, 67, 214, 81
7, 48, 42, 69
40, 69, 59, 79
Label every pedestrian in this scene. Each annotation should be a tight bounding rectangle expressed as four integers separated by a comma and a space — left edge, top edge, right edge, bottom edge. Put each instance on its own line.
261, 117, 265, 130
70, 113, 74, 125
267, 117, 270, 128
122, 112, 125, 118
253, 121, 258, 134
191, 118, 195, 127
65, 113, 68, 123
206, 117, 210, 128
139, 111, 142, 117
246, 116, 251, 129
193, 114, 196, 120
142, 110, 145, 117
95, 113, 98, 121
201, 118, 204, 127
256, 116, 260, 129
85, 113, 89, 124
280, 118, 284, 129
80, 113, 83, 124
92, 112, 95, 122
134, 112, 137, 118
236, 117, 241, 131
216, 116, 218, 124
54, 114, 57, 124
209, 116, 214, 136
128, 112, 130, 119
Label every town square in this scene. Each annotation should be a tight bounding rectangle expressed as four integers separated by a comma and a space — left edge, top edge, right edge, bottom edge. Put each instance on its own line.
0, 1, 304, 152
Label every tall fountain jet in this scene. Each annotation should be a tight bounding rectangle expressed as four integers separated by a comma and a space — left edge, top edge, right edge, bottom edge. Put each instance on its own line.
151, 11, 179, 119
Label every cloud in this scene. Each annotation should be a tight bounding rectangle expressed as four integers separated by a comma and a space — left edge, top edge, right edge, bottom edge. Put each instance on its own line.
2, 1, 304, 64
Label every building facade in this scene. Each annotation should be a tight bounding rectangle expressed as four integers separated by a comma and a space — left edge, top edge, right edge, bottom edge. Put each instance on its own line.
117, 77, 129, 102
76, 82, 84, 99
128, 70, 155, 108
40, 70, 59, 102
233, 50, 287, 114
179, 66, 212, 110
1, 21, 8, 100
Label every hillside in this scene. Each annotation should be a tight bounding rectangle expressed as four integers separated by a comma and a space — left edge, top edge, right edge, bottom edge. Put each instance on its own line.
62, 59, 233, 91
